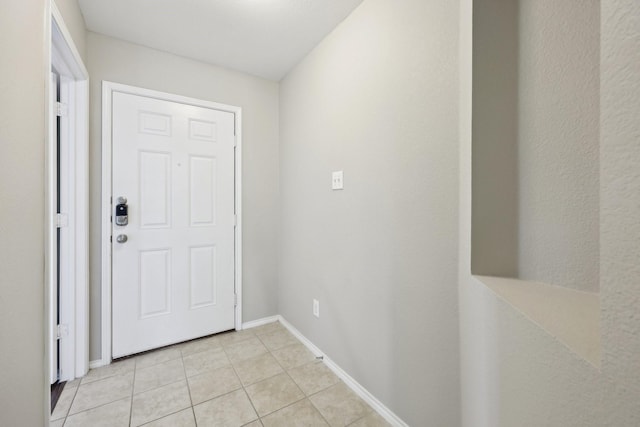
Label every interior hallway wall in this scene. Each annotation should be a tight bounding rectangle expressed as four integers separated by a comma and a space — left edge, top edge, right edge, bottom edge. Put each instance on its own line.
459, 0, 640, 424
0, 0, 86, 424
278, 0, 461, 425
472, 0, 600, 292
516, 0, 600, 291
0, 2, 47, 425
86, 32, 280, 361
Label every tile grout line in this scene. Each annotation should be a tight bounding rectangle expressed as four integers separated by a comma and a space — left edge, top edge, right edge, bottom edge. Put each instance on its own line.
260, 324, 354, 426
133, 347, 182, 371
268, 322, 376, 425
132, 355, 192, 426
53, 381, 80, 425
282, 359, 333, 426
179, 347, 199, 426
67, 373, 129, 419
253, 329, 327, 424
128, 357, 137, 427
310, 381, 376, 427
75, 322, 379, 426
148, 334, 246, 424
73, 332, 232, 425
58, 363, 137, 422
60, 397, 131, 424
223, 330, 263, 425
79, 357, 136, 386
246, 334, 279, 422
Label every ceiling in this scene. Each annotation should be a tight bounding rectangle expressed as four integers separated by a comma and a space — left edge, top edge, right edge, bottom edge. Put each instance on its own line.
78, 0, 364, 81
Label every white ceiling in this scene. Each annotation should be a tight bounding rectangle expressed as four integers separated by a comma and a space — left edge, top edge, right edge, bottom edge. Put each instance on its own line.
78, 0, 364, 81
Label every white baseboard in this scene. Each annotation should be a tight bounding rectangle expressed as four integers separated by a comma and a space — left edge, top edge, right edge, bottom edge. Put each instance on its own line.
88, 314, 408, 426
89, 359, 108, 369
242, 315, 280, 330
277, 316, 323, 357
277, 316, 409, 427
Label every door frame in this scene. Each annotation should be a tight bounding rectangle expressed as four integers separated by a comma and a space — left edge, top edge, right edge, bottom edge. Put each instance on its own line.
45, 0, 90, 389
100, 81, 243, 366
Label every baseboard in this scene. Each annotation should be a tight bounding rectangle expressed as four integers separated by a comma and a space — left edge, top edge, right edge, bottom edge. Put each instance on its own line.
89, 359, 108, 369
242, 315, 280, 330
277, 316, 409, 427
276, 316, 323, 357
88, 314, 408, 426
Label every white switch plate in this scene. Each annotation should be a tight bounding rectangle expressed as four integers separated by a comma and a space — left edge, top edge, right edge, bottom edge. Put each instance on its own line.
332, 171, 344, 190
313, 299, 320, 318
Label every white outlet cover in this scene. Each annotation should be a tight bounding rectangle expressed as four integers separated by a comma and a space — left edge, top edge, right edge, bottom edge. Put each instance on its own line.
332, 171, 344, 190
313, 299, 320, 317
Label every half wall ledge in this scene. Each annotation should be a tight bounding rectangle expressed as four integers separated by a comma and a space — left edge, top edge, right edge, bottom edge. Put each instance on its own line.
474, 275, 601, 368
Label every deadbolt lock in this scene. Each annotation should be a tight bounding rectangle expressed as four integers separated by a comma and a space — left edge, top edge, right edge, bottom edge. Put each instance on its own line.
115, 196, 128, 226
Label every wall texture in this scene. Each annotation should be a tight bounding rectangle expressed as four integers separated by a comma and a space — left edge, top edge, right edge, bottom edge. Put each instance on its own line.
278, 0, 461, 425
600, 0, 640, 422
472, 0, 600, 292
4, 1, 638, 426
0, 0, 87, 424
86, 32, 280, 360
0, 2, 47, 425
517, 0, 600, 291
460, 0, 640, 425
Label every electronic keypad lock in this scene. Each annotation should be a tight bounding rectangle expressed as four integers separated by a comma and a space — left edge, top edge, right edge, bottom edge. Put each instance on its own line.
115, 196, 128, 226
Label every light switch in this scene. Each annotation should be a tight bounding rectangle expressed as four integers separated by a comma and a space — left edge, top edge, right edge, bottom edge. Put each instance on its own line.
332, 171, 344, 190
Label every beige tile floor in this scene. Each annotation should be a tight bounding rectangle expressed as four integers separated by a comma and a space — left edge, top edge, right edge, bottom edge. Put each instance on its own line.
51, 321, 391, 427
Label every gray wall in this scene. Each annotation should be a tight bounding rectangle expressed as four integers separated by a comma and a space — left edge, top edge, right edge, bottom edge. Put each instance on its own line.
4, 1, 638, 426
278, 0, 461, 425
87, 32, 280, 360
600, 0, 640, 419
472, 0, 600, 292
460, 0, 640, 424
471, 0, 520, 278
517, 0, 599, 291
0, 2, 46, 425
0, 0, 87, 424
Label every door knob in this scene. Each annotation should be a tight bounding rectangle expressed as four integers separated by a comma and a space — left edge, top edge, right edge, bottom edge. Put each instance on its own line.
116, 234, 128, 244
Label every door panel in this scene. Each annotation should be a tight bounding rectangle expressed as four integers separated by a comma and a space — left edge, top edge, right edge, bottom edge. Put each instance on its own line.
139, 151, 171, 228
139, 249, 171, 318
190, 245, 217, 308
190, 156, 216, 226
111, 91, 235, 358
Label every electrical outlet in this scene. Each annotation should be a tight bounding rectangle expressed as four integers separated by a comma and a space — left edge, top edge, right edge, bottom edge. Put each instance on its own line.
332, 171, 344, 190
313, 299, 320, 318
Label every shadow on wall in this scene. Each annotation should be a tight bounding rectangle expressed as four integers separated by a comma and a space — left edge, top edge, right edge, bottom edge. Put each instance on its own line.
471, 0, 600, 293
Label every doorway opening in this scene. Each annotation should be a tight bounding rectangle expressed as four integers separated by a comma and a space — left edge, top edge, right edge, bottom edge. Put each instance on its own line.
46, 3, 90, 415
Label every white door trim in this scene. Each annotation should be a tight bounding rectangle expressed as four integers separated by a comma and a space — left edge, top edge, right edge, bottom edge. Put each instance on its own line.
48, 70, 58, 385
100, 81, 243, 366
46, 1, 90, 385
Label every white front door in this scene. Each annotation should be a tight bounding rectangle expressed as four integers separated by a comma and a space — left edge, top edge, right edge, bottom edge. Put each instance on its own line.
111, 91, 236, 358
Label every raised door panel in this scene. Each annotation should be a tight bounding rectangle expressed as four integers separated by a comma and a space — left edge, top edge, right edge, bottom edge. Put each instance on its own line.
190, 246, 217, 309
139, 111, 172, 136
189, 156, 216, 226
189, 119, 217, 142
139, 151, 171, 228
139, 249, 171, 318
